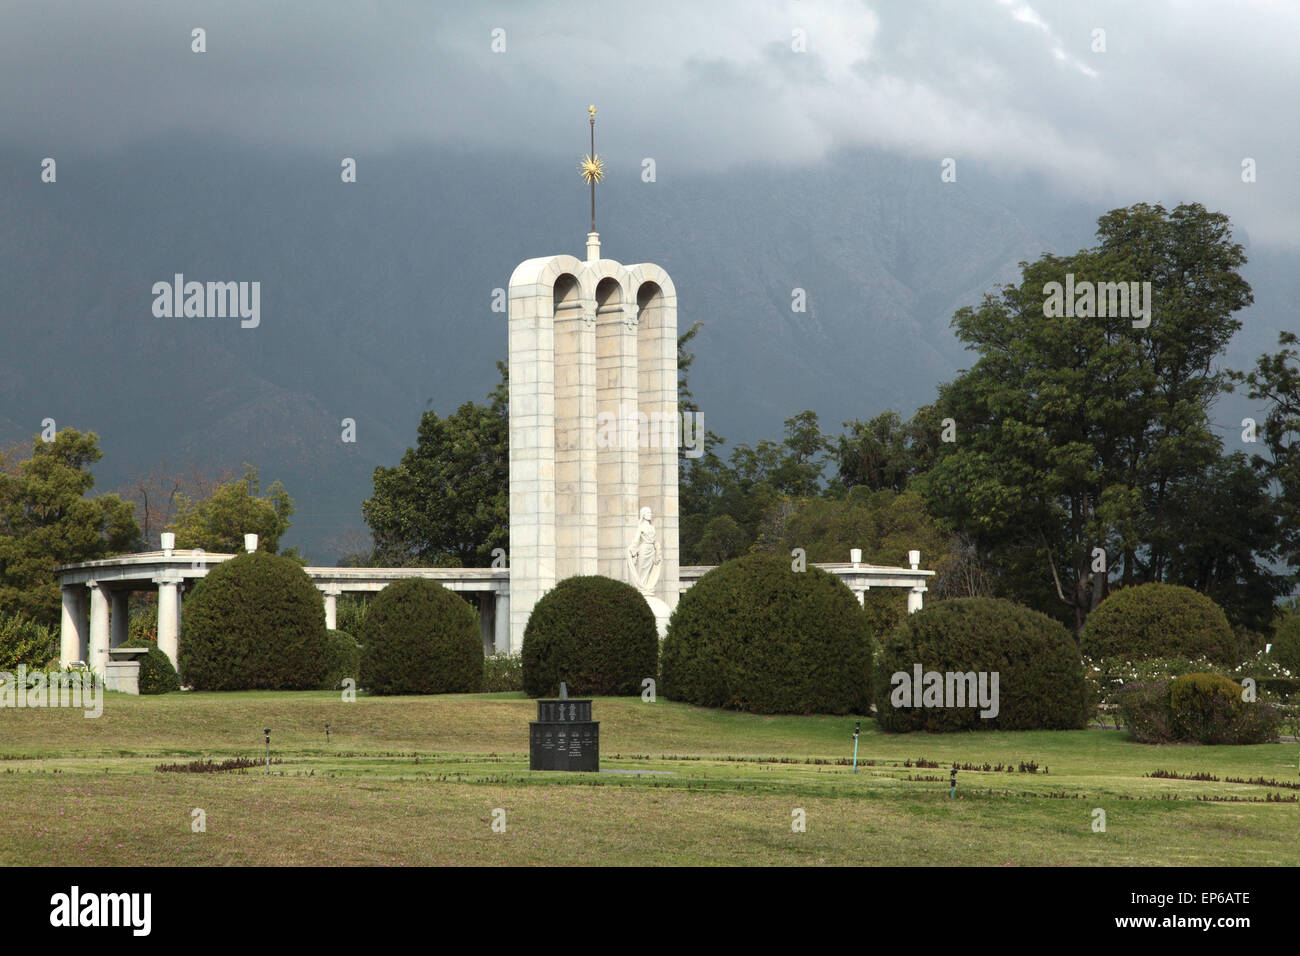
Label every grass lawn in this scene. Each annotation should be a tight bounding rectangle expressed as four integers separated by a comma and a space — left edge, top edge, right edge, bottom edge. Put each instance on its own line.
1, 690, 1297, 865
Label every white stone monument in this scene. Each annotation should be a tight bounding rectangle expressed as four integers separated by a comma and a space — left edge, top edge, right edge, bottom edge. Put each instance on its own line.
507, 234, 680, 649
506, 108, 680, 649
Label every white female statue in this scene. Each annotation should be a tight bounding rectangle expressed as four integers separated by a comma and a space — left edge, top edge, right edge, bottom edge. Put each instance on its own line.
627, 506, 662, 595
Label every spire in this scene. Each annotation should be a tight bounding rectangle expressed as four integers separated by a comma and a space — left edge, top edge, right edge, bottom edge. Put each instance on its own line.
578, 105, 604, 237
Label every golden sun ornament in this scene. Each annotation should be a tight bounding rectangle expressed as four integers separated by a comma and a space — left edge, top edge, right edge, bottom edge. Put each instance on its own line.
579, 153, 604, 185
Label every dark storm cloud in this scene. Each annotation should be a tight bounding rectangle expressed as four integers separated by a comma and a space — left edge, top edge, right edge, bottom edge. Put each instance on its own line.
3, 0, 1296, 244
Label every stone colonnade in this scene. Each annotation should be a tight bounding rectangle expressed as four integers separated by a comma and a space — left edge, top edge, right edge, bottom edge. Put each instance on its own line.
56, 537, 515, 674
56, 548, 929, 676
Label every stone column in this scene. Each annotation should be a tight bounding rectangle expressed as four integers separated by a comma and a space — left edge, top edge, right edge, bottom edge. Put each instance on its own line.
596, 297, 638, 580
155, 574, 182, 670
494, 590, 511, 655
175, 583, 185, 648
477, 592, 494, 656
908, 585, 926, 614
60, 585, 87, 667
87, 582, 110, 676
110, 591, 130, 648
554, 281, 597, 580
634, 276, 679, 612
508, 264, 562, 650
323, 588, 339, 630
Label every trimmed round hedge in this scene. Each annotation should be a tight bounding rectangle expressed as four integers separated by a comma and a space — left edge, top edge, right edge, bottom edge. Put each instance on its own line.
123, 638, 180, 695
1271, 615, 1300, 675
660, 554, 872, 715
360, 579, 482, 695
1080, 583, 1236, 665
1169, 673, 1278, 744
319, 629, 361, 691
874, 597, 1089, 732
1117, 675, 1280, 744
179, 551, 327, 690
522, 576, 657, 698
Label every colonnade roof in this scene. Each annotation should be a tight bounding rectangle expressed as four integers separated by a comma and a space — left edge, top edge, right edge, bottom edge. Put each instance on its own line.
57, 552, 932, 592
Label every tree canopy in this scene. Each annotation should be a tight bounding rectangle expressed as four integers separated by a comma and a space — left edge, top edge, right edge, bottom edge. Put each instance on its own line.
361, 363, 509, 567
914, 202, 1272, 631
0, 429, 139, 625
167, 464, 295, 556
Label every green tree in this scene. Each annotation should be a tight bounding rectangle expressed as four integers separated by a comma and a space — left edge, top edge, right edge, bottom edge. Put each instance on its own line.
917, 203, 1255, 632
1238, 330, 1300, 570
167, 464, 295, 555
837, 406, 942, 493
680, 411, 831, 563
1161, 452, 1289, 633
678, 320, 703, 417
757, 486, 957, 639
0, 429, 140, 626
362, 363, 509, 567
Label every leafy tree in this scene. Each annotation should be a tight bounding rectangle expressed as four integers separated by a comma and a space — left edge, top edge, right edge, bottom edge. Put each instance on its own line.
693, 514, 748, 565
1238, 330, 1300, 570
677, 320, 703, 417
167, 464, 295, 556
1161, 452, 1289, 633
757, 486, 956, 639
0, 429, 139, 626
917, 203, 1255, 632
0, 612, 58, 670
758, 487, 943, 565
837, 406, 942, 493
362, 363, 509, 567
680, 411, 831, 563
116, 461, 235, 548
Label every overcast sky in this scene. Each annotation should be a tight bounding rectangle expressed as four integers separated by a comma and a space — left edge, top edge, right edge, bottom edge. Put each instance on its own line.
4, 0, 1296, 247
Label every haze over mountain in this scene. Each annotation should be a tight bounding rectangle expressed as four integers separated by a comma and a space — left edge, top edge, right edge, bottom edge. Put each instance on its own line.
2, 138, 1293, 560
2, 1, 1296, 561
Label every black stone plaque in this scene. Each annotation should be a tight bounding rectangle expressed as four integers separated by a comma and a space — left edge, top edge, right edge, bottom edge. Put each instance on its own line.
530, 698, 599, 771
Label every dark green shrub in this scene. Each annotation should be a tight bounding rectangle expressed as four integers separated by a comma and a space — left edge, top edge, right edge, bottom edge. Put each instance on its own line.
1270, 615, 1300, 675
661, 555, 872, 715
1080, 583, 1236, 664
874, 597, 1089, 732
1233, 625, 1268, 661
1118, 674, 1280, 744
336, 595, 370, 636
484, 653, 524, 692
179, 551, 327, 690
1169, 672, 1278, 744
522, 576, 657, 698
361, 579, 482, 695
123, 638, 180, 695
319, 629, 361, 691
0, 613, 57, 670
1115, 680, 1174, 743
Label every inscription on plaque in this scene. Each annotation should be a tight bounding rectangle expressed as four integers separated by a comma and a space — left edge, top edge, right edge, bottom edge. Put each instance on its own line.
529, 698, 599, 771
